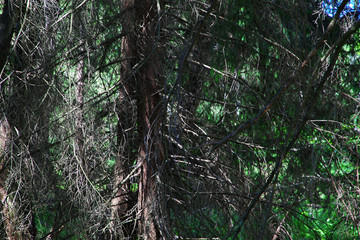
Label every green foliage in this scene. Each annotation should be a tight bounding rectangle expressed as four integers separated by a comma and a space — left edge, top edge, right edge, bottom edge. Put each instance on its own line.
2, 0, 360, 239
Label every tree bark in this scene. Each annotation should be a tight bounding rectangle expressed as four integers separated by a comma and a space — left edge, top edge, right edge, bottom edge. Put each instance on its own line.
113, 0, 164, 238
1, 0, 57, 238
111, 83, 136, 237
0, 117, 16, 240
135, 1, 164, 237
111, 0, 138, 237
0, 1, 22, 239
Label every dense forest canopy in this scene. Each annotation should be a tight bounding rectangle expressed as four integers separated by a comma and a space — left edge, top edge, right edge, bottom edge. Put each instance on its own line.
1, 0, 360, 239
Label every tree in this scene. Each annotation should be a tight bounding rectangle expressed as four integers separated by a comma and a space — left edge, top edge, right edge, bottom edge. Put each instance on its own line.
0, 1, 20, 238
112, 0, 165, 238
1, 0, 360, 239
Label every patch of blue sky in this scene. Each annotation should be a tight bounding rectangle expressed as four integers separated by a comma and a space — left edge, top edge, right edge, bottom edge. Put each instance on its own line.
322, 0, 360, 19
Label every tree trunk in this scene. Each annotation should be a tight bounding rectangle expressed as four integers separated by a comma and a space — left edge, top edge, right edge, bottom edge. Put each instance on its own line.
1, 0, 57, 238
111, 83, 136, 238
113, 0, 164, 238
134, 0, 164, 237
110, 0, 136, 237
136, 59, 164, 239
0, 1, 22, 239
0, 117, 16, 240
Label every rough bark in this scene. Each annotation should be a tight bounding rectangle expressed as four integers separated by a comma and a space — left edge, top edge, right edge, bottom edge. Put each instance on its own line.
111, 0, 136, 237
0, 117, 15, 240
0, 1, 22, 239
1, 1, 57, 238
113, 0, 164, 238
111, 84, 136, 237
135, 1, 164, 238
